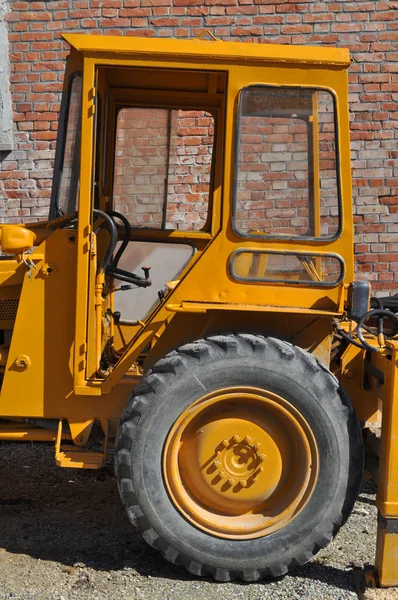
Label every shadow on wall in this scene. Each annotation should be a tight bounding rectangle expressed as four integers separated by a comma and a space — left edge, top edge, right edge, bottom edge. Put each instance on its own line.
0, 150, 12, 167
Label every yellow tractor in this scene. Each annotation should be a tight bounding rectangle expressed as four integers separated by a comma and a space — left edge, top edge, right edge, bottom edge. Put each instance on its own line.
0, 33, 396, 585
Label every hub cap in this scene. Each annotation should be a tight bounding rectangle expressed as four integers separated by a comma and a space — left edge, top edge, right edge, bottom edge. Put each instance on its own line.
163, 387, 319, 539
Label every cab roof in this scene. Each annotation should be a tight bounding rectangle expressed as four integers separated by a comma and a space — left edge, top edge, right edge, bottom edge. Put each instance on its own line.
62, 33, 351, 67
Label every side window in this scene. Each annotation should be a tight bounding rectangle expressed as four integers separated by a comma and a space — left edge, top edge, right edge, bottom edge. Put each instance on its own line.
54, 74, 82, 217
113, 108, 214, 231
235, 86, 339, 239
231, 250, 343, 286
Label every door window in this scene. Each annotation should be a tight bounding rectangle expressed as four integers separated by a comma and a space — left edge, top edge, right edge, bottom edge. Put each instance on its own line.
113, 108, 214, 231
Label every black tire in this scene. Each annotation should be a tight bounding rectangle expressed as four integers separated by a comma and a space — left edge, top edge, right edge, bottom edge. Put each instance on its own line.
115, 334, 363, 582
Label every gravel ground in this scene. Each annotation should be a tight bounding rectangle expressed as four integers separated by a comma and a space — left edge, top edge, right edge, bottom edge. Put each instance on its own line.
0, 442, 385, 600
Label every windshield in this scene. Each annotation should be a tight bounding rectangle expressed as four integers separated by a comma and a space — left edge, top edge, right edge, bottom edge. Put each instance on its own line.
234, 86, 341, 240
49, 73, 82, 219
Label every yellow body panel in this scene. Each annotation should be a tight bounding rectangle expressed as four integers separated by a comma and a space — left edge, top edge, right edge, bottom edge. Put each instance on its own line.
62, 33, 350, 66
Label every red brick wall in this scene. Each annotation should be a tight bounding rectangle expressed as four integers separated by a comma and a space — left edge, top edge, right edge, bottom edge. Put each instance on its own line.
2, 1, 398, 292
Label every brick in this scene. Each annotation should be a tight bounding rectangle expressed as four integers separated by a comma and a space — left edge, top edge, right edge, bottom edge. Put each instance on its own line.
281, 25, 312, 34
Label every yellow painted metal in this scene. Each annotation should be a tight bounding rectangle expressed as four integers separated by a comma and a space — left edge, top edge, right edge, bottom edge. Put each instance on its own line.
86, 57, 351, 389
69, 420, 95, 446
0, 34, 354, 474
310, 94, 321, 240
353, 341, 398, 586
375, 522, 398, 588
376, 342, 398, 513
0, 429, 56, 442
62, 33, 350, 67
73, 56, 96, 390
0, 229, 77, 416
339, 342, 380, 425
163, 386, 318, 539
164, 302, 343, 316
0, 226, 36, 254
55, 419, 105, 469
55, 450, 104, 469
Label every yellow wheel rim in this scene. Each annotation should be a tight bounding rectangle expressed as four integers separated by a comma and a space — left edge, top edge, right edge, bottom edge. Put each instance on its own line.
163, 386, 319, 540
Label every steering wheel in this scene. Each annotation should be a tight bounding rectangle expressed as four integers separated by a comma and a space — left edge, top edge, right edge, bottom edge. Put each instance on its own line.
93, 209, 151, 288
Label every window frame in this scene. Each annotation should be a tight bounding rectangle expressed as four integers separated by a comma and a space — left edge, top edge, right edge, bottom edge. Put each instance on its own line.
49, 71, 83, 220
232, 84, 343, 243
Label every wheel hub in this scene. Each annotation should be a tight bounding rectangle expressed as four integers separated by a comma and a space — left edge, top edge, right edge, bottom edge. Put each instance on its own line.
163, 387, 318, 539
212, 436, 265, 488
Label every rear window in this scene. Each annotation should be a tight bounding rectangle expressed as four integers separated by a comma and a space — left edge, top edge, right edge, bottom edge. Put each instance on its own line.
234, 86, 340, 240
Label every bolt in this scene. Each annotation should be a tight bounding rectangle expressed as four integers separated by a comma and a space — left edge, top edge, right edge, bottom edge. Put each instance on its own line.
216, 450, 222, 457
239, 479, 247, 488
222, 439, 229, 448
251, 466, 264, 483
214, 460, 221, 468
228, 478, 236, 486
254, 442, 262, 451
233, 434, 242, 443
244, 436, 253, 445
220, 470, 226, 479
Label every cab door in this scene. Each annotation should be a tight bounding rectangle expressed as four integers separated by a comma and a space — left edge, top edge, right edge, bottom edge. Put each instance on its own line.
85, 65, 226, 377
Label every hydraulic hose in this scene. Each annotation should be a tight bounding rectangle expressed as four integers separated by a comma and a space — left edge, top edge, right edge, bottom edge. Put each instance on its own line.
93, 209, 118, 271
106, 210, 132, 269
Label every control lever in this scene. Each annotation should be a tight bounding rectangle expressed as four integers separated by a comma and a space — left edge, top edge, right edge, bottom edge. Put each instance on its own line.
142, 266, 151, 286
105, 264, 152, 288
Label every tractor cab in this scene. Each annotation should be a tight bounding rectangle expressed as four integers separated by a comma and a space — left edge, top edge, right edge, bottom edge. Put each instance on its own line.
40, 34, 354, 388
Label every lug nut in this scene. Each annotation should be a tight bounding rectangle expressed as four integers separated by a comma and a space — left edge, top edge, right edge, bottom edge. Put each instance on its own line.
239, 479, 247, 488
244, 436, 253, 445
258, 454, 266, 462
233, 434, 242, 443
222, 439, 229, 447
228, 478, 236, 486
254, 442, 262, 451
214, 460, 221, 468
